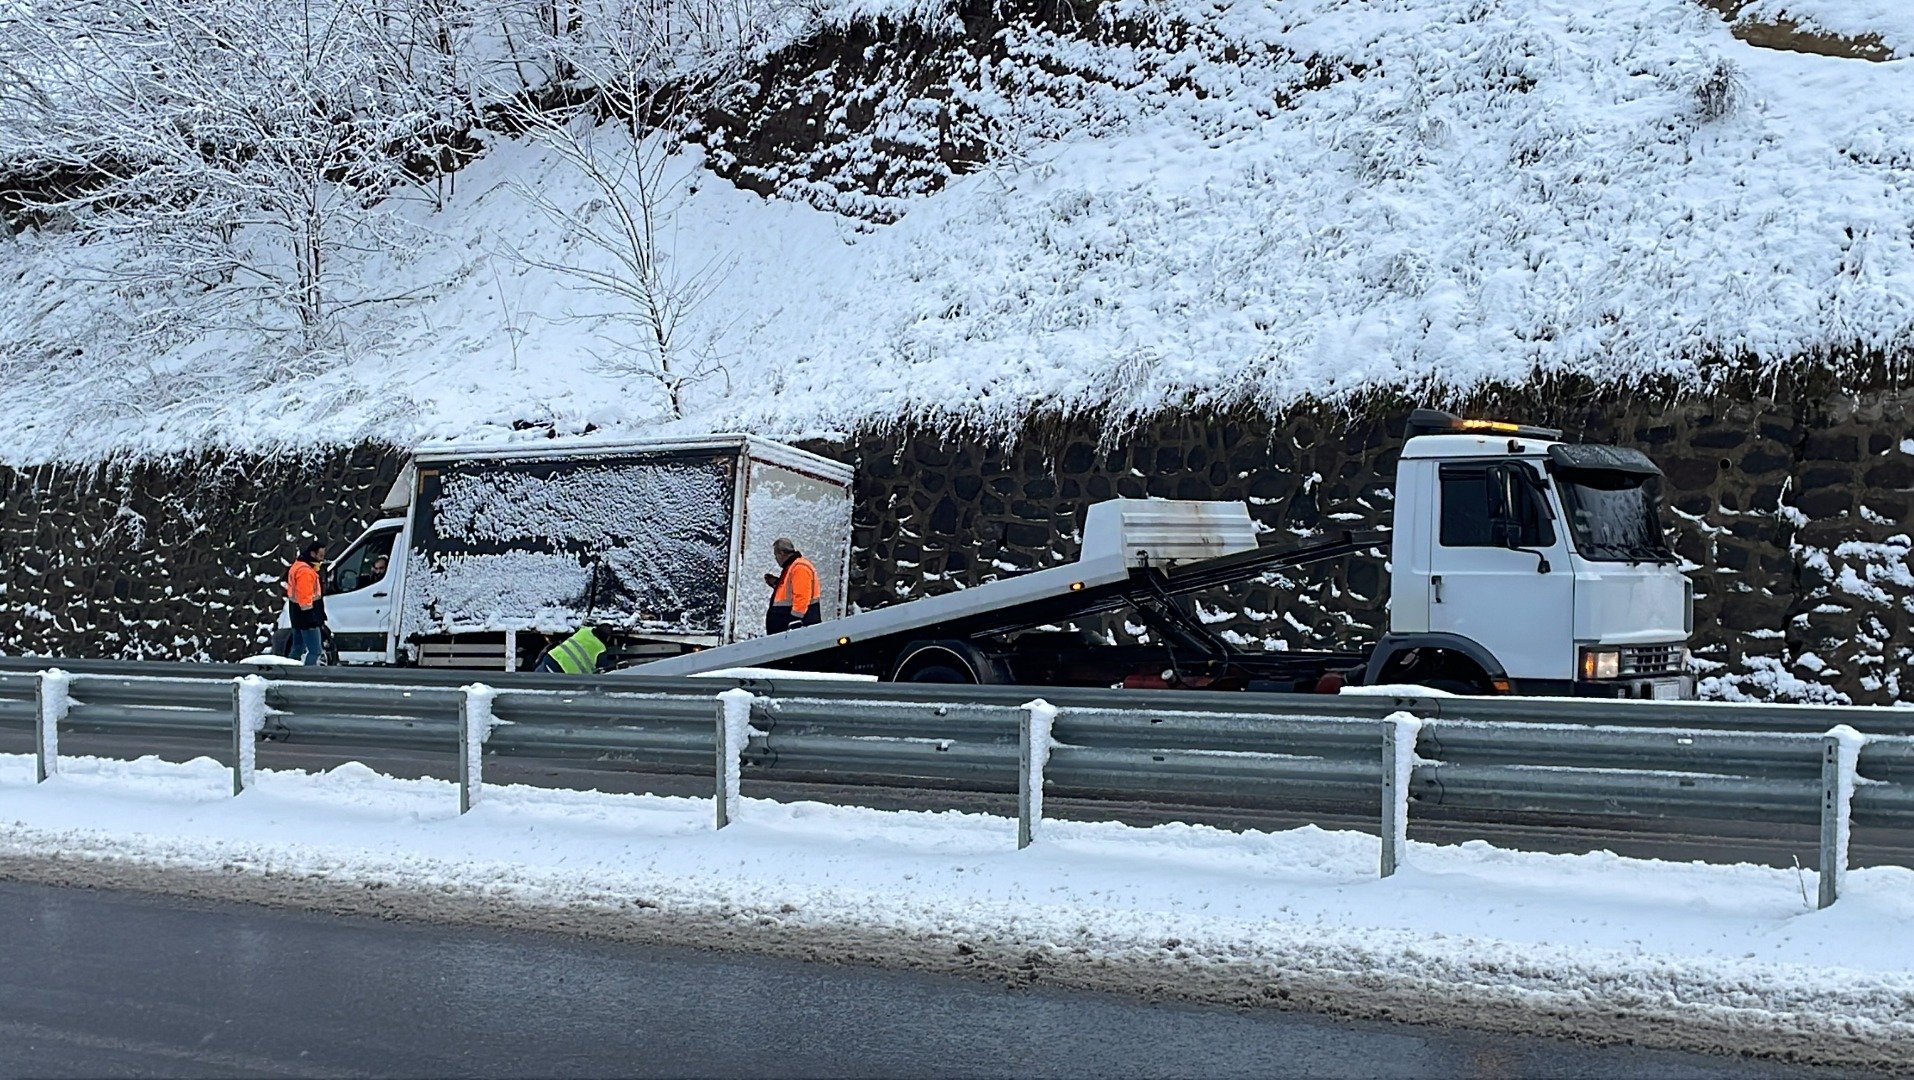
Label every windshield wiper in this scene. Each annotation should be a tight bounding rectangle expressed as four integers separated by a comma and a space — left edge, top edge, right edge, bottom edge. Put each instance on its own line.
1581, 538, 1670, 563
1580, 539, 1634, 559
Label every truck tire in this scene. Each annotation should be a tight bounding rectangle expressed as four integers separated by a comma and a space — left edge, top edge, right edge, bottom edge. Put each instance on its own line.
906, 663, 974, 684
889, 641, 994, 684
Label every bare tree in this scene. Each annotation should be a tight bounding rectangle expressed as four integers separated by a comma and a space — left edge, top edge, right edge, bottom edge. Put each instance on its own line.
0, 0, 790, 413
361, 0, 493, 210
0, 0, 444, 348
496, 5, 755, 418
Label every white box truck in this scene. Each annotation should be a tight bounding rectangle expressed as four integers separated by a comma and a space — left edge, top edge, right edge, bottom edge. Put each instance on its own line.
276, 436, 854, 669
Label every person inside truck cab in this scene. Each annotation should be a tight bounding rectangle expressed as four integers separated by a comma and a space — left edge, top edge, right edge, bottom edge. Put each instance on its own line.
764, 538, 821, 634
533, 623, 612, 674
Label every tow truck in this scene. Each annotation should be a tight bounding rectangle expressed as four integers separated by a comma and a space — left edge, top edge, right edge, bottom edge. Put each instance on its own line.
634, 410, 1698, 698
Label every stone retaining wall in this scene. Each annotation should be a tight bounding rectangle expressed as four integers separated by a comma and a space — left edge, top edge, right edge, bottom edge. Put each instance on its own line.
0, 450, 400, 660
1, 382, 1908, 702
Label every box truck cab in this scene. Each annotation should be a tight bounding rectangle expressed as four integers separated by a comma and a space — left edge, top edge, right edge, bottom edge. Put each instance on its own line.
276, 435, 854, 669
312, 516, 408, 664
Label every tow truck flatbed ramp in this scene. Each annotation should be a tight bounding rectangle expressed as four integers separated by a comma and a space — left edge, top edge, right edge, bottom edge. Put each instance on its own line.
630, 499, 1387, 679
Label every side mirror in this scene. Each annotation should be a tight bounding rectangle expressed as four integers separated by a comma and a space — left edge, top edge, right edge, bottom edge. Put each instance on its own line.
1493, 516, 1550, 574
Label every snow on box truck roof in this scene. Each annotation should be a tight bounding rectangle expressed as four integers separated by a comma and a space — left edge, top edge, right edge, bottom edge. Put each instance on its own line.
383, 434, 853, 512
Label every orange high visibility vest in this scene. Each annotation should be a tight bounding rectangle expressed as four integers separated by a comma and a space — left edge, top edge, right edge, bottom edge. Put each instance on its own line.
771, 556, 820, 616
287, 560, 322, 606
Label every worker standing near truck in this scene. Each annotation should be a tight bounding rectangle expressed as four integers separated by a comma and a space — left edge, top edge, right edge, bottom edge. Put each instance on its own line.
285, 541, 328, 666
764, 538, 821, 634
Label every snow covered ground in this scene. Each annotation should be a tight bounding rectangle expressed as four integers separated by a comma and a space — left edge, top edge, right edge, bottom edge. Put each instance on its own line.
4, 0, 1914, 462
2, 750, 1911, 1068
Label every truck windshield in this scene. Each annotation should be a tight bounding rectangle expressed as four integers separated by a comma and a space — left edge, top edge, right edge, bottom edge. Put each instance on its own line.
1555, 471, 1675, 564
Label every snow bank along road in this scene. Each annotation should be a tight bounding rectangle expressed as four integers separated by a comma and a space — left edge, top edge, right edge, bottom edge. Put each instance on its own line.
1, 880, 1823, 1080
1, 752, 1910, 1071
4, 657, 1912, 875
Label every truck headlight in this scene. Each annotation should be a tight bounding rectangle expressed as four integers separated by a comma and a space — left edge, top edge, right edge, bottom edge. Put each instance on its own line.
1580, 648, 1620, 681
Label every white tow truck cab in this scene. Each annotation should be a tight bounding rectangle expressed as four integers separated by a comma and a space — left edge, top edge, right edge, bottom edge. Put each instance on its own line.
274, 435, 854, 670
1372, 411, 1694, 699
634, 409, 1696, 699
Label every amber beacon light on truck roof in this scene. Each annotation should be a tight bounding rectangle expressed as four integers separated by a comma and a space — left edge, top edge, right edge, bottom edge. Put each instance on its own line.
1405, 408, 1564, 442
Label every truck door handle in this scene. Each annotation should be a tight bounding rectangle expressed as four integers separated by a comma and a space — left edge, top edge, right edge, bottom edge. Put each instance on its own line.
1431, 575, 1443, 603
372, 592, 389, 598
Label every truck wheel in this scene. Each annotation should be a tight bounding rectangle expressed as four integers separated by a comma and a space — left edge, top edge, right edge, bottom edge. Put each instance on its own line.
1424, 677, 1484, 696
905, 663, 975, 684
890, 641, 991, 684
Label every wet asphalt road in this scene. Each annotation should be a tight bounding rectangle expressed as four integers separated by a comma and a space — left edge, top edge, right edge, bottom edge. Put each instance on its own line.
0, 881, 1829, 1079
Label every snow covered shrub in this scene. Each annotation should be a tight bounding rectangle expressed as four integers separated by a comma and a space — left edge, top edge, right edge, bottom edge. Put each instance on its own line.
1658, 51, 1746, 125
1691, 57, 1746, 123
0, 0, 448, 343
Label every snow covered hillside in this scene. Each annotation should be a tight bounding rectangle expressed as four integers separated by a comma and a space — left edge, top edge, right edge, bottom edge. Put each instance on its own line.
2, 0, 1913, 463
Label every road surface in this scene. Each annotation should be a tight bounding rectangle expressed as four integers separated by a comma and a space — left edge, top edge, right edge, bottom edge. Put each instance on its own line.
0, 881, 1837, 1079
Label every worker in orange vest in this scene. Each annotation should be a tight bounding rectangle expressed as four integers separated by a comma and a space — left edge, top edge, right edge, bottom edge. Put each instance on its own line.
285, 540, 329, 665
763, 537, 821, 635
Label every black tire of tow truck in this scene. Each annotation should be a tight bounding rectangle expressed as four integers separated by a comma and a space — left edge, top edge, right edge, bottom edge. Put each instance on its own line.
1424, 677, 1485, 696
905, 664, 975, 684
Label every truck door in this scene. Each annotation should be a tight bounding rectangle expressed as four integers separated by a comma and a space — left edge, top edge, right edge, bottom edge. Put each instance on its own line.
1426, 461, 1575, 682
323, 524, 403, 664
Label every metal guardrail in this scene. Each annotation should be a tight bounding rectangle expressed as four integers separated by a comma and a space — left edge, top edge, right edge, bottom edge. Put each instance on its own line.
3, 654, 1914, 731
2, 663, 1910, 910
5, 655, 1914, 734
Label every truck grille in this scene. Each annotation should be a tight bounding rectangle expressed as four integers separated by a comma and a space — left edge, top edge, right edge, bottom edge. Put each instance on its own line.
1619, 643, 1685, 675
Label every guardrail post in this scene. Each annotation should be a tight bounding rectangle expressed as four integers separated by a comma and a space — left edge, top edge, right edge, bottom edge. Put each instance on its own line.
36, 669, 71, 783
1019, 699, 1056, 850
460, 684, 497, 814
715, 689, 754, 830
1819, 725, 1865, 909
231, 675, 268, 796
1380, 713, 1421, 878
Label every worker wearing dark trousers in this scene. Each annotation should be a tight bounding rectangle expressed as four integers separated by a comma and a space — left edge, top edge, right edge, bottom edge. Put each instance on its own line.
285, 541, 328, 666
764, 538, 821, 634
